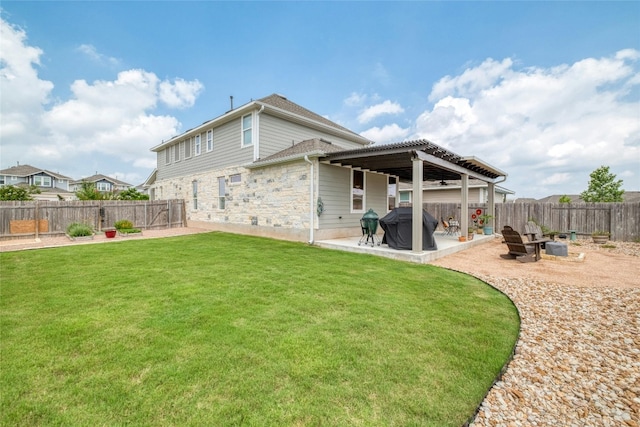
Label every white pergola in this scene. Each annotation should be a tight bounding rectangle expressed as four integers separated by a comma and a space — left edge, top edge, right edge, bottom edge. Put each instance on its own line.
324, 139, 508, 253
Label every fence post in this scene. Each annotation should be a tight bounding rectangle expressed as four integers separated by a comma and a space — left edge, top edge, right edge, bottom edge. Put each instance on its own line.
35, 201, 40, 241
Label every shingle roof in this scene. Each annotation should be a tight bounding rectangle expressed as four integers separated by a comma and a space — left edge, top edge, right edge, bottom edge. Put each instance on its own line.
257, 94, 365, 139
0, 164, 73, 180
247, 138, 346, 168
71, 174, 132, 186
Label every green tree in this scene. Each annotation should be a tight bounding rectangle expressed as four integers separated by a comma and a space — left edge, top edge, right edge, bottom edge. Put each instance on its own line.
580, 166, 624, 202
75, 181, 116, 200
0, 185, 40, 201
117, 188, 149, 200
558, 195, 571, 204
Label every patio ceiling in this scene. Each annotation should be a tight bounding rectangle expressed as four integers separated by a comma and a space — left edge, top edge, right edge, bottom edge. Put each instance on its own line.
322, 139, 506, 182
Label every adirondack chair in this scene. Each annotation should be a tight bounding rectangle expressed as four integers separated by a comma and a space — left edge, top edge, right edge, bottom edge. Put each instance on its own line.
523, 221, 553, 247
501, 226, 545, 263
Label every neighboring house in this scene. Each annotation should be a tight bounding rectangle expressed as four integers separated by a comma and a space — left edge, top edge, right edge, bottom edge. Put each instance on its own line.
0, 164, 74, 201
398, 178, 515, 204
149, 93, 507, 247
70, 174, 133, 194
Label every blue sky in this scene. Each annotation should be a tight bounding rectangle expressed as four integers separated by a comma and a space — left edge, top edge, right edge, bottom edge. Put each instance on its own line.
1, 1, 638, 199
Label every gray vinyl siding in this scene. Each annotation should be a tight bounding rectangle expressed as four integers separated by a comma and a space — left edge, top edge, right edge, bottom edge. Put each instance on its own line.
258, 114, 365, 159
318, 163, 389, 230
158, 111, 367, 181
157, 118, 254, 181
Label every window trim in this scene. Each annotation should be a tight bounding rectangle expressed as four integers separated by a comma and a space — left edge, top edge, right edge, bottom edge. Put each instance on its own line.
241, 114, 253, 147
206, 129, 213, 152
229, 174, 241, 184
192, 180, 198, 210
184, 138, 192, 159
218, 176, 226, 210
351, 169, 365, 213
194, 134, 201, 156
33, 175, 52, 187
399, 191, 412, 203
165, 148, 171, 164
174, 143, 181, 162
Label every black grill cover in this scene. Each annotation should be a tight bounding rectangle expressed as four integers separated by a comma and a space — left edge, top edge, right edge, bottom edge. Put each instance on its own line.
379, 207, 438, 250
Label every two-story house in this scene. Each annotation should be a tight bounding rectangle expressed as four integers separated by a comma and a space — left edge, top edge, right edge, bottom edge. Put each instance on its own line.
0, 164, 74, 201
70, 174, 133, 194
149, 93, 507, 248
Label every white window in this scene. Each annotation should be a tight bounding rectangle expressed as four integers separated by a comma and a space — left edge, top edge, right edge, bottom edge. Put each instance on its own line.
218, 177, 226, 209
194, 134, 201, 156
242, 114, 252, 147
165, 148, 171, 164
230, 174, 241, 184
351, 170, 365, 212
399, 192, 411, 204
184, 138, 191, 158
192, 180, 198, 210
174, 144, 180, 162
206, 129, 213, 152
97, 182, 111, 192
34, 176, 52, 187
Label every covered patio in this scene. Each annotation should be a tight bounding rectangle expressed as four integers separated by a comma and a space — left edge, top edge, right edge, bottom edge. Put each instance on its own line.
316, 230, 496, 264
320, 139, 507, 255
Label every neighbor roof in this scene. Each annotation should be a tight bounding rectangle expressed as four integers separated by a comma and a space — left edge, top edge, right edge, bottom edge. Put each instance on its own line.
71, 174, 132, 186
0, 164, 73, 180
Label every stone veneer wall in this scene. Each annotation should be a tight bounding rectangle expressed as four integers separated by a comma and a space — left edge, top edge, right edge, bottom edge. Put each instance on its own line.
152, 161, 314, 241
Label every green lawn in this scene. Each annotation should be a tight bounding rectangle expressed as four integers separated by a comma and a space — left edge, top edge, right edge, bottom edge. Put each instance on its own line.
1, 232, 519, 426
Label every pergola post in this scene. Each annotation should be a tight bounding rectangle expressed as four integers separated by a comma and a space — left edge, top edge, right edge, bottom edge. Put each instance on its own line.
412, 157, 423, 253
487, 182, 495, 231
460, 174, 469, 238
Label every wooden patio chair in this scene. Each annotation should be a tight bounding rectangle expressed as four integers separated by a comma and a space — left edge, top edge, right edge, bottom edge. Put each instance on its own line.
523, 221, 553, 246
500, 226, 545, 263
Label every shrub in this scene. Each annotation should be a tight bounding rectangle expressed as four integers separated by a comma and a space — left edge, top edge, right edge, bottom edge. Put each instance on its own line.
114, 219, 134, 230
117, 228, 142, 234
66, 222, 94, 237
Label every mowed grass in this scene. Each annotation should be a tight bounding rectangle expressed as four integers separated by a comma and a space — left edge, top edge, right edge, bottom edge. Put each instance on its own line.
1, 232, 519, 426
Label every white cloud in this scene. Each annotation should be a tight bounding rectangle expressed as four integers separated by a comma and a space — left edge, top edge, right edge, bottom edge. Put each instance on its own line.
358, 100, 405, 124
0, 17, 53, 141
414, 50, 640, 198
344, 92, 366, 107
159, 78, 204, 109
361, 123, 410, 143
0, 17, 203, 183
77, 44, 120, 66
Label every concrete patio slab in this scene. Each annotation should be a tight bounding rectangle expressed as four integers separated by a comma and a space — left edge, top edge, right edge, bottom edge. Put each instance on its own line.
315, 231, 496, 263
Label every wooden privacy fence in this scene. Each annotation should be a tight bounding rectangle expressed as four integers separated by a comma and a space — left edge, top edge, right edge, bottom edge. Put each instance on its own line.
0, 200, 186, 239
424, 202, 640, 242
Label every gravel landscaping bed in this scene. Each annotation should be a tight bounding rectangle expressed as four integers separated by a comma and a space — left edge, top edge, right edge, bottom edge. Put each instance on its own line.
470, 276, 639, 427
433, 239, 640, 426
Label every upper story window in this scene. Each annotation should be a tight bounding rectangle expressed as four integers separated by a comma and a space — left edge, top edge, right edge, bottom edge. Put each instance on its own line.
206, 129, 213, 152
33, 176, 52, 187
351, 170, 365, 213
242, 114, 252, 147
194, 134, 201, 156
165, 148, 171, 164
174, 144, 180, 162
184, 138, 191, 158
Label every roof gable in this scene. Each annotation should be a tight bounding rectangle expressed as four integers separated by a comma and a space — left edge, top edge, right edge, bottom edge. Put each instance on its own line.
0, 164, 73, 180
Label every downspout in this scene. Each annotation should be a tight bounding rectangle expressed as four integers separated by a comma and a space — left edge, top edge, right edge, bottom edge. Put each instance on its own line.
304, 155, 314, 244
255, 105, 265, 161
